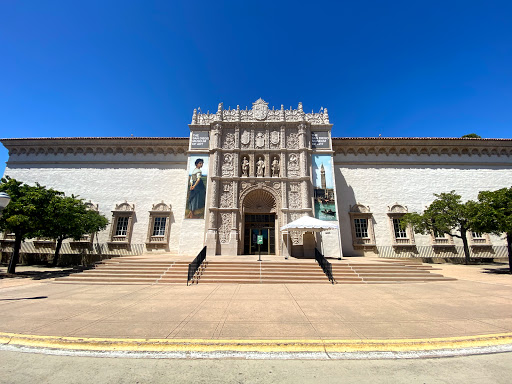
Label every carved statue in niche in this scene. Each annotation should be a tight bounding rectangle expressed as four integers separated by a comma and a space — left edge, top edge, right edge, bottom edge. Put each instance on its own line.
256, 156, 265, 177
241, 156, 249, 176
271, 156, 280, 177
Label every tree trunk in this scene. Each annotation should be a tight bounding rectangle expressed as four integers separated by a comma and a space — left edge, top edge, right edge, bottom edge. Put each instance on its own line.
7, 234, 23, 274
52, 237, 63, 266
507, 232, 512, 275
461, 231, 471, 265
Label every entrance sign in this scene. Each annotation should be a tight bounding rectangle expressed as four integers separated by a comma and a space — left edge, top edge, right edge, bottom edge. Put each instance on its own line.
311, 132, 330, 149
190, 131, 210, 150
257, 235, 263, 245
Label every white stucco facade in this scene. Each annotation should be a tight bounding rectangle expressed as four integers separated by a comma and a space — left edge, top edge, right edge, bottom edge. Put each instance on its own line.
1, 102, 511, 262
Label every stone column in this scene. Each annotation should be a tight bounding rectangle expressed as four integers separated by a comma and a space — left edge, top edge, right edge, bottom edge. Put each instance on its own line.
206, 124, 222, 256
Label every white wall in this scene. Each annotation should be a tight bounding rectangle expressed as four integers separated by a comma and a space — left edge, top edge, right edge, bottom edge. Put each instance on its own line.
3, 151, 206, 256
334, 155, 512, 256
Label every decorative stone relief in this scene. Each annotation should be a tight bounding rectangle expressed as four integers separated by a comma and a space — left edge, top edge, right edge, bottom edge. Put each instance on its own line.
270, 130, 280, 149
253, 98, 269, 120
289, 212, 303, 245
223, 132, 235, 149
288, 183, 301, 209
287, 132, 299, 149
272, 182, 281, 190
255, 132, 265, 149
221, 153, 234, 177
220, 182, 233, 208
288, 153, 300, 177
240, 181, 252, 192
191, 99, 330, 125
219, 213, 231, 244
240, 130, 250, 148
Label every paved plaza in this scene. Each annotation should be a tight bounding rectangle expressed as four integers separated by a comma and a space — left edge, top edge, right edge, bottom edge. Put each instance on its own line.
0, 258, 512, 356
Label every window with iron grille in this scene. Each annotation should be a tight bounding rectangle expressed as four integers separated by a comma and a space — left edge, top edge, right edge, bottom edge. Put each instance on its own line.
152, 217, 167, 236
115, 217, 129, 236
393, 218, 407, 238
354, 218, 368, 238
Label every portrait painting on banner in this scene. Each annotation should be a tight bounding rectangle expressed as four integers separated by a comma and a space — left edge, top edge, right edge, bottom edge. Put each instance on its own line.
185, 154, 209, 219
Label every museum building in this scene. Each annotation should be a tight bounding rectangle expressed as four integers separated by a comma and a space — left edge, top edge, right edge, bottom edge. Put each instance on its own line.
1, 99, 512, 261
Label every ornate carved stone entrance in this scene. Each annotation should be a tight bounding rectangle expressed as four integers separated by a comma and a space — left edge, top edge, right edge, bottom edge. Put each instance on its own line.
191, 99, 332, 257
241, 189, 277, 255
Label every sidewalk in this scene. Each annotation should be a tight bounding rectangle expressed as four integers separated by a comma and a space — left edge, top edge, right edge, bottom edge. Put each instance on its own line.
1, 258, 512, 355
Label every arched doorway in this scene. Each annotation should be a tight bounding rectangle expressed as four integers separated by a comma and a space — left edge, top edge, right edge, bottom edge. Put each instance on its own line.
241, 189, 277, 255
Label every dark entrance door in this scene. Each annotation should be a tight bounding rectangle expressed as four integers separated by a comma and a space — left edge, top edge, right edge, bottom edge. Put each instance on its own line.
244, 214, 276, 255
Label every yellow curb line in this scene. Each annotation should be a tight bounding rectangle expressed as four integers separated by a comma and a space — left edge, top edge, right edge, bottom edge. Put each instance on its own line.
2, 332, 512, 353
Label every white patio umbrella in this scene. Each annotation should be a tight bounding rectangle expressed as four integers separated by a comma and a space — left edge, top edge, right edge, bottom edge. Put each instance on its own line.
280, 215, 341, 259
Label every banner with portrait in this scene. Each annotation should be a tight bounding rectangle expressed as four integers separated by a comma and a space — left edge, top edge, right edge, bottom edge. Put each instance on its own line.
185, 154, 209, 219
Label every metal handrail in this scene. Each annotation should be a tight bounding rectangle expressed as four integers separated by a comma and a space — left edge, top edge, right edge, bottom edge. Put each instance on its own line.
187, 246, 207, 285
315, 248, 335, 284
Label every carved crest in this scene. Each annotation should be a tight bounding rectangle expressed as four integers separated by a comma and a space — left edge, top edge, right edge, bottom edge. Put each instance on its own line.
252, 98, 269, 120
241, 130, 250, 145
270, 130, 280, 145
255, 132, 265, 148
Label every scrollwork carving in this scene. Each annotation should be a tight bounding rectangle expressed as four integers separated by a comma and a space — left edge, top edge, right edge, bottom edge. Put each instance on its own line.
288, 183, 301, 209
288, 153, 299, 177
219, 213, 231, 244
221, 153, 234, 177
223, 132, 235, 149
220, 182, 233, 208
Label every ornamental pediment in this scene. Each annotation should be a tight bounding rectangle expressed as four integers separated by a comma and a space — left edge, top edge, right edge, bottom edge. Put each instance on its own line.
191, 99, 330, 125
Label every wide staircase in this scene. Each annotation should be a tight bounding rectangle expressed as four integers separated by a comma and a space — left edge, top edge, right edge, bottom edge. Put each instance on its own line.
55, 257, 190, 284
332, 260, 455, 284
55, 256, 455, 285
196, 261, 332, 284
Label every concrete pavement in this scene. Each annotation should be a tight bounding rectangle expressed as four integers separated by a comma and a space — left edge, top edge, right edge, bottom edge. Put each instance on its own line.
1, 257, 512, 357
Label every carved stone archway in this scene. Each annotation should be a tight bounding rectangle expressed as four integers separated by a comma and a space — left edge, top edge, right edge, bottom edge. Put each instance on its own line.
239, 187, 281, 255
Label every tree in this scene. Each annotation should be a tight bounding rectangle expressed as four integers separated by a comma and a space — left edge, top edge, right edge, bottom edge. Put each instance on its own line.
472, 187, 512, 274
402, 191, 479, 264
461, 133, 482, 138
38, 195, 109, 266
0, 177, 62, 274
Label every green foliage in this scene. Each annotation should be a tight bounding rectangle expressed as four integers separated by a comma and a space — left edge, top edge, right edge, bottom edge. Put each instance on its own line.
472, 187, 512, 235
461, 133, 482, 138
0, 176, 109, 271
38, 195, 108, 242
402, 191, 478, 264
472, 187, 512, 273
38, 194, 109, 265
0, 176, 62, 240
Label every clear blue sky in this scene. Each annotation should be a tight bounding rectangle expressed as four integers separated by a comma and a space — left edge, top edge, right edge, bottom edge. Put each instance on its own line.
1, 1, 511, 176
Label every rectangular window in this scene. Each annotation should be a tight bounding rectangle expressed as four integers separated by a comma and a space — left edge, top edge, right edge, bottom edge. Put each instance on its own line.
115, 217, 129, 236
354, 218, 368, 238
393, 218, 407, 238
152, 217, 167, 236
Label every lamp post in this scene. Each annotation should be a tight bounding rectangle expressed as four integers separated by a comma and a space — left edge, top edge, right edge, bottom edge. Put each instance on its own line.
0, 192, 10, 216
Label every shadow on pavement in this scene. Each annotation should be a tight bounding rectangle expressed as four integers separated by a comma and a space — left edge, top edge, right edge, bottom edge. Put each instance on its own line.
0, 265, 94, 280
482, 267, 511, 275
